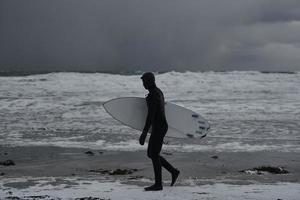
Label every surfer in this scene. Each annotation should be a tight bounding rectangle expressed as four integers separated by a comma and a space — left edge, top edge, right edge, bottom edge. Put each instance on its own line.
139, 72, 180, 191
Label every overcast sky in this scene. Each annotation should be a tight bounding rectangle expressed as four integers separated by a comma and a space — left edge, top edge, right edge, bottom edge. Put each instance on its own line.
0, 0, 300, 72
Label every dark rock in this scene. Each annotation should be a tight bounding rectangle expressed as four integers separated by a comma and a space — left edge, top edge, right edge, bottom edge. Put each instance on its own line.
0, 172, 5, 176
109, 169, 127, 175
162, 152, 173, 156
98, 151, 104, 154
239, 166, 289, 174
85, 151, 94, 156
193, 192, 209, 195
211, 155, 218, 159
5, 197, 21, 200
89, 169, 110, 174
75, 197, 110, 200
110, 168, 138, 175
4, 152, 8, 155
0, 159, 15, 166
90, 168, 138, 175
128, 175, 144, 180
23, 195, 51, 199
254, 166, 289, 174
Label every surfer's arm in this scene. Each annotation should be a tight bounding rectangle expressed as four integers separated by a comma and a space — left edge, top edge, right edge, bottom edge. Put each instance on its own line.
143, 95, 157, 134
139, 98, 156, 146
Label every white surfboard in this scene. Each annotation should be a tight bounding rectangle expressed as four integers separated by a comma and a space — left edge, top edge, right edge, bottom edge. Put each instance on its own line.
103, 97, 210, 138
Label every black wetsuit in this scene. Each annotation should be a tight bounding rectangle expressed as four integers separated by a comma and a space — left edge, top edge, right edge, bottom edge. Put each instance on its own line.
143, 86, 176, 185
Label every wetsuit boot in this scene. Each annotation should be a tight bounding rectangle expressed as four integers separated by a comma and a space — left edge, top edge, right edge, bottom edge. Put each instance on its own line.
171, 168, 180, 186
145, 156, 163, 191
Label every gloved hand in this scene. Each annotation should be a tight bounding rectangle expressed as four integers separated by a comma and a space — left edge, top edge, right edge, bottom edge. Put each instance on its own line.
139, 132, 147, 145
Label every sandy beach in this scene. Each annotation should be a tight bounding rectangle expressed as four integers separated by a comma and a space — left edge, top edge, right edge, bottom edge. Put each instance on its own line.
1, 0, 300, 197
1, 145, 300, 199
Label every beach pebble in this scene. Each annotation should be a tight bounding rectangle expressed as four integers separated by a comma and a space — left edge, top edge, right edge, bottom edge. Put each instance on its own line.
211, 155, 218, 159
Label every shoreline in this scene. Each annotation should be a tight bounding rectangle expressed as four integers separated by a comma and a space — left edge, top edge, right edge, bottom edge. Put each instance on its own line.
1, 145, 300, 199
1, 177, 299, 200
1, 145, 299, 183
0, 70, 298, 77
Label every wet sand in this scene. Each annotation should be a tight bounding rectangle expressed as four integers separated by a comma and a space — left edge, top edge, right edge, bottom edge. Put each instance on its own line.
1, 146, 300, 199
1, 146, 300, 182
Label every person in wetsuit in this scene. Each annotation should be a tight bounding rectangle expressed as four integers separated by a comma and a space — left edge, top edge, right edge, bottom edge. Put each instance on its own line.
139, 72, 180, 191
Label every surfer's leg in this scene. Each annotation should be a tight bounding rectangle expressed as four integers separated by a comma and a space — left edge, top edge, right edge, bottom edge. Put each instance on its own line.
159, 155, 175, 173
151, 155, 162, 185
144, 154, 163, 191
146, 135, 163, 190
159, 155, 180, 186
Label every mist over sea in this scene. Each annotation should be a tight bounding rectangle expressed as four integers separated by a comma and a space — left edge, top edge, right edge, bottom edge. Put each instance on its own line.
0, 71, 299, 152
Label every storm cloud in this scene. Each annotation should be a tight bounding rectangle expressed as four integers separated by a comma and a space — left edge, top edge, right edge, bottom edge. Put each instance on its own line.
0, 0, 299, 72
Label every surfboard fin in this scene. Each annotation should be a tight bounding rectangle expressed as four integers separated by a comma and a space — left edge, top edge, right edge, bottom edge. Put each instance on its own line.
192, 114, 199, 118
186, 133, 194, 138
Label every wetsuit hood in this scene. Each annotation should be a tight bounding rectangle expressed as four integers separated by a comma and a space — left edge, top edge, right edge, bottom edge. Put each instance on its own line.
141, 72, 156, 90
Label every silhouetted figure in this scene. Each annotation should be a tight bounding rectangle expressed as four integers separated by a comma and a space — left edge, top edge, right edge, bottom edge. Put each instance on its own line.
139, 72, 180, 191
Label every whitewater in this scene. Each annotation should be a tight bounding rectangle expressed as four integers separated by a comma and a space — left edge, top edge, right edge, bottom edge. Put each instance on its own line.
0, 71, 299, 152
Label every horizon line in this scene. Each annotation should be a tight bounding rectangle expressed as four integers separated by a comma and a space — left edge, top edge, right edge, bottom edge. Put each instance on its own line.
0, 70, 298, 77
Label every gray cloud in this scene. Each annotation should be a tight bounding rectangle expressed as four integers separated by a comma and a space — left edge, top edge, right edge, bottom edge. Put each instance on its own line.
0, 0, 299, 72
253, 0, 300, 24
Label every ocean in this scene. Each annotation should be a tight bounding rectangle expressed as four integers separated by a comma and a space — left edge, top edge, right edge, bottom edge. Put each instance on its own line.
0, 71, 299, 152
